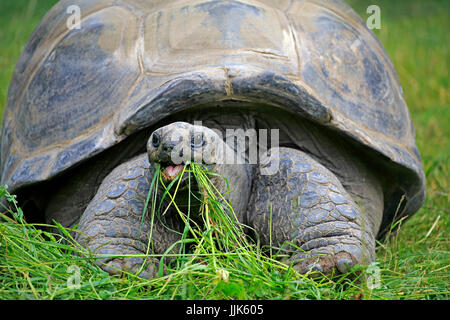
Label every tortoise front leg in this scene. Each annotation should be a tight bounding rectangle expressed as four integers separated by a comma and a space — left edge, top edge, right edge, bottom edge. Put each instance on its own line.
247, 148, 375, 275
75, 154, 182, 278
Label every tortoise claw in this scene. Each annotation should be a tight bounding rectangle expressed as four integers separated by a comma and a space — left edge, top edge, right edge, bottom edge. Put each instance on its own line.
293, 251, 360, 276
98, 256, 164, 279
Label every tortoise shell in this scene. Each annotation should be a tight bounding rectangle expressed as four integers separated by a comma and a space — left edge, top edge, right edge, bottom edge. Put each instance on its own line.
0, 0, 425, 230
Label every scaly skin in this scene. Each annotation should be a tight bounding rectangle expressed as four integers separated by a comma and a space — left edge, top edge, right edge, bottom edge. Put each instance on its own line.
247, 147, 374, 274
75, 155, 182, 279
76, 122, 378, 277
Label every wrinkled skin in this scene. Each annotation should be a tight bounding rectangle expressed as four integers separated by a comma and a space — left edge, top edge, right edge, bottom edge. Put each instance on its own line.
75, 122, 383, 278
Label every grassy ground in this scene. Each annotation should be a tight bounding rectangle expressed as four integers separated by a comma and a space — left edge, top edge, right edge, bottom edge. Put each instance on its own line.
0, 0, 448, 300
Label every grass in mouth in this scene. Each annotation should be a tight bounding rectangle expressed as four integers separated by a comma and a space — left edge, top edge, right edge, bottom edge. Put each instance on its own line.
135, 162, 310, 288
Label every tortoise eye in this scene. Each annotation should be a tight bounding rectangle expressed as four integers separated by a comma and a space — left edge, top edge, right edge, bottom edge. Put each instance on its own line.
151, 133, 160, 148
191, 132, 205, 148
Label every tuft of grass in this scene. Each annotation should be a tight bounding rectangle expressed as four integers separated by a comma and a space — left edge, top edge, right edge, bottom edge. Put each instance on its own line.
0, 185, 120, 300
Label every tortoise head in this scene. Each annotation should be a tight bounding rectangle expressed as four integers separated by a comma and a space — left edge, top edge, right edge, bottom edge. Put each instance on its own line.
147, 122, 224, 182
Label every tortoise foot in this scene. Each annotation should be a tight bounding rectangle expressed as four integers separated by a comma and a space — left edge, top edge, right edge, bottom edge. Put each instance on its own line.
248, 147, 375, 276
98, 255, 162, 279
291, 239, 363, 276
75, 154, 181, 278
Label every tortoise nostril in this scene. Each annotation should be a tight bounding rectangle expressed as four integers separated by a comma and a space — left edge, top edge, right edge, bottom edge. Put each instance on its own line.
162, 143, 175, 153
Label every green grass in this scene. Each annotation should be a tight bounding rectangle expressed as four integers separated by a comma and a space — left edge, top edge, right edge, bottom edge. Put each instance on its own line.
0, 0, 449, 299
0, 166, 370, 300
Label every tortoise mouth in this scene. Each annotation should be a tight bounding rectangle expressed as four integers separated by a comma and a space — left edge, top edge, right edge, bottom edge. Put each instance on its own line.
161, 162, 184, 181
158, 161, 202, 195
157, 159, 214, 191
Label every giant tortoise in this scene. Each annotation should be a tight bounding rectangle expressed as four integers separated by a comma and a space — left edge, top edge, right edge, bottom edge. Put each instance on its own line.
0, 0, 425, 277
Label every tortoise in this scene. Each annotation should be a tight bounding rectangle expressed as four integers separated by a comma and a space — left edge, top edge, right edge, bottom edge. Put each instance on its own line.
0, 0, 425, 277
